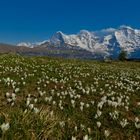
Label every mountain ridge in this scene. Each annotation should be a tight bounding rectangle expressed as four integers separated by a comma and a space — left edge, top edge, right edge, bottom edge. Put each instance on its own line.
1, 25, 140, 59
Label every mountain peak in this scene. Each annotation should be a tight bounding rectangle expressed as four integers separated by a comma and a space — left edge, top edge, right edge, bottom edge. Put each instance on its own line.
79, 30, 91, 34
50, 31, 66, 47
55, 31, 65, 35
17, 42, 32, 48
119, 25, 134, 30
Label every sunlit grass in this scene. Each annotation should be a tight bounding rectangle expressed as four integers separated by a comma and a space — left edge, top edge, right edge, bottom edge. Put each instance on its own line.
0, 54, 140, 139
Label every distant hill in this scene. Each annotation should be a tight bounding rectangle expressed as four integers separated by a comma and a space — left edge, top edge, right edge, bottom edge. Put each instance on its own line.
0, 43, 17, 53
0, 43, 97, 59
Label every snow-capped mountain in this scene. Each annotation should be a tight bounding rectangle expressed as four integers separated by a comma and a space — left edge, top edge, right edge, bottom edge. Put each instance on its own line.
17, 42, 34, 48
17, 40, 49, 48
17, 25, 140, 59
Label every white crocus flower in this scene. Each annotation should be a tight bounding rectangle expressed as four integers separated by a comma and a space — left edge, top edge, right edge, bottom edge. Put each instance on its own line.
29, 104, 34, 110
6, 92, 10, 98
11, 93, 16, 101
97, 121, 101, 128
7, 98, 12, 103
88, 127, 91, 134
135, 117, 139, 123
0, 123, 10, 132
74, 126, 77, 132
15, 88, 20, 93
83, 135, 88, 140
135, 123, 140, 129
71, 100, 75, 107
135, 117, 140, 129
71, 136, 76, 140
34, 98, 38, 103
26, 100, 30, 106
104, 130, 110, 137
33, 107, 39, 114
120, 119, 129, 128
95, 110, 102, 118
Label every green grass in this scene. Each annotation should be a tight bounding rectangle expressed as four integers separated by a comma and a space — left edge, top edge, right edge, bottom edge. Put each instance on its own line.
0, 54, 140, 140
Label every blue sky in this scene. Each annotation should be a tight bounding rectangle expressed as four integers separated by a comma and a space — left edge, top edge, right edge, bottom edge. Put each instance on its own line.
0, 0, 140, 44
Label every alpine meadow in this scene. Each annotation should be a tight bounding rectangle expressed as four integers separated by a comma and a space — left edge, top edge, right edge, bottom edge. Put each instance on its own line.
0, 54, 140, 139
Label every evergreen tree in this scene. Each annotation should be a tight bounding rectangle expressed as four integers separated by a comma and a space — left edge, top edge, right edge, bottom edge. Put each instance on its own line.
118, 50, 127, 61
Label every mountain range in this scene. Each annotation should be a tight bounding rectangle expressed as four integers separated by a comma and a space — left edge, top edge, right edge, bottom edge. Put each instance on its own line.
1, 25, 140, 59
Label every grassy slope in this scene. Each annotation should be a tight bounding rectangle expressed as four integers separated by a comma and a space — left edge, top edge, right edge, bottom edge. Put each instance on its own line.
0, 54, 140, 140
